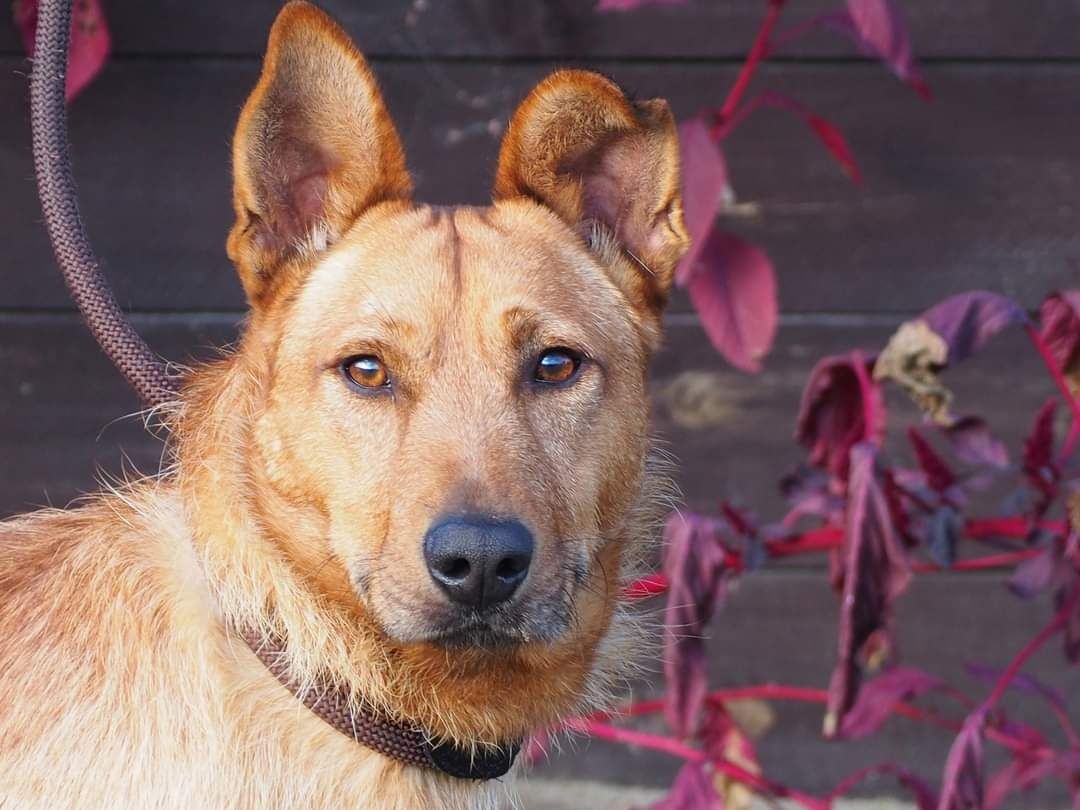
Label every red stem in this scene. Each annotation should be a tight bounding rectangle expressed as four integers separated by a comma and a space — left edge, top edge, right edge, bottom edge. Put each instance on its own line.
712, 0, 787, 139
624, 522, 1056, 601
572, 718, 827, 810
1025, 322, 1080, 463
984, 581, 1080, 710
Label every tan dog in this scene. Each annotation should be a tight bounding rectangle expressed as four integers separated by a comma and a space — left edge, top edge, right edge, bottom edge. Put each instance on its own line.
0, 3, 688, 808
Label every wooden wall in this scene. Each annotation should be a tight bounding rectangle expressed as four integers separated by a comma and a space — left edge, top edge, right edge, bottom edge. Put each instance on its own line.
2, 1, 1078, 801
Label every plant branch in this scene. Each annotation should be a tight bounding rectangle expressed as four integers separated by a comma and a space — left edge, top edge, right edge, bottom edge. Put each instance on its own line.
984, 581, 1080, 710
571, 718, 827, 809
712, 0, 787, 138
1025, 322, 1080, 463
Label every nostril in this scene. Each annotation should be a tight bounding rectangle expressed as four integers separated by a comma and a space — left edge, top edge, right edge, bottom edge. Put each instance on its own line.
441, 557, 471, 581
495, 555, 528, 581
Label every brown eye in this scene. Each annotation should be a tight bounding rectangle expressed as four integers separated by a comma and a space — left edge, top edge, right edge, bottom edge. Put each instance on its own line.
534, 348, 581, 385
343, 355, 389, 390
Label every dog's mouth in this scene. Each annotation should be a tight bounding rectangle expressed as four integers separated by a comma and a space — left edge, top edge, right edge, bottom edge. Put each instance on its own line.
429, 618, 525, 650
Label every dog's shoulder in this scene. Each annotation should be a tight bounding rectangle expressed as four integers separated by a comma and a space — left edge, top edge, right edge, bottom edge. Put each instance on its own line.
0, 482, 194, 643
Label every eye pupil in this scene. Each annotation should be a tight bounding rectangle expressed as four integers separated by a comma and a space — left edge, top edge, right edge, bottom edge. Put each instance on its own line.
534, 349, 580, 384
345, 356, 389, 389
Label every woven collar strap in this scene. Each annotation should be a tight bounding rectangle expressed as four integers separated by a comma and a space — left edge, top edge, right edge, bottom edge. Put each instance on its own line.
238, 628, 519, 781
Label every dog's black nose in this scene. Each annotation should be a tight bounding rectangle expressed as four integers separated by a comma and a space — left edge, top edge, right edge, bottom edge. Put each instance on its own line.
423, 517, 534, 610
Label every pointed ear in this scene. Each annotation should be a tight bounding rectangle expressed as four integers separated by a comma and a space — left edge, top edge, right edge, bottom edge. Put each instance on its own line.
494, 70, 689, 313
227, 1, 411, 304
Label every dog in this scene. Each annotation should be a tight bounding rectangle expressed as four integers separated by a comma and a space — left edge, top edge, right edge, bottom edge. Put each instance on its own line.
0, 2, 688, 807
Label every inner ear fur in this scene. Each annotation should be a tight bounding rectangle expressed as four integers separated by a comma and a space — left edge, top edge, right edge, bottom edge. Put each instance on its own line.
494, 70, 689, 313
227, 1, 411, 304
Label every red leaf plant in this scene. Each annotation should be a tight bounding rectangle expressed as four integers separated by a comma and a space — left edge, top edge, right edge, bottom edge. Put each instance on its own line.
558, 286, 1080, 808
605, 0, 932, 373
559, 4, 1080, 809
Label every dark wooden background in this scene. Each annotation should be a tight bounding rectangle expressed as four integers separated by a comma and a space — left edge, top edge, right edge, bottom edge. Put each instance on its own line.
2, 1, 1078, 802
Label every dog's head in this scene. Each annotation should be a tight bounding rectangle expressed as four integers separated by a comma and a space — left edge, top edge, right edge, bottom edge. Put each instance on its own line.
213, 0, 687, 740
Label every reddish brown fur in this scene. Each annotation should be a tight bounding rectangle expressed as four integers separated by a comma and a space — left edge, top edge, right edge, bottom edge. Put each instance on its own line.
0, 3, 688, 807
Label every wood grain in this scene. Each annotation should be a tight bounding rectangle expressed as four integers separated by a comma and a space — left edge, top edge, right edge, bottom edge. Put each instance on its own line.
3, 0, 1079, 59
4, 58, 1077, 314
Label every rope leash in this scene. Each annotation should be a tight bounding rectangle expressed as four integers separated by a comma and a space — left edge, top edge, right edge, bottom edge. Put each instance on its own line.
30, 0, 176, 409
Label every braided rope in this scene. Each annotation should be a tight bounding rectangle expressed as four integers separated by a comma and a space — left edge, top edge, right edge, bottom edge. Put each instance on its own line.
30, 0, 177, 409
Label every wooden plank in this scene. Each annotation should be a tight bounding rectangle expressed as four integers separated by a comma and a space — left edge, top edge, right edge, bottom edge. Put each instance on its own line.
0, 315, 1058, 524
3, 0, 1080, 59
3, 59, 1077, 314
533, 571, 1077, 806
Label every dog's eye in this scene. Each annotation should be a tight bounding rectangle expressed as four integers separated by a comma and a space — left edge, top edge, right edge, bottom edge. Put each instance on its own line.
534, 348, 581, 385
343, 355, 390, 390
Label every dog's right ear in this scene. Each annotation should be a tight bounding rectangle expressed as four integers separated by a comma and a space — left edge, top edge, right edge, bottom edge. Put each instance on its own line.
227, 1, 411, 306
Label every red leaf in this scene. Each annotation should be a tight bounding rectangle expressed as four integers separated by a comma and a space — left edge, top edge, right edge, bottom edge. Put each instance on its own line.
844, 0, 930, 99
938, 710, 987, 810
920, 291, 1028, 365
685, 230, 778, 373
758, 92, 862, 184
908, 428, 955, 494
796, 352, 885, 484
839, 666, 943, 739
675, 117, 730, 285
1024, 398, 1058, 476
662, 513, 731, 738
16, 0, 111, 101
824, 443, 912, 737
940, 417, 1010, 471
1022, 398, 1060, 523
647, 762, 722, 810
1039, 291, 1080, 382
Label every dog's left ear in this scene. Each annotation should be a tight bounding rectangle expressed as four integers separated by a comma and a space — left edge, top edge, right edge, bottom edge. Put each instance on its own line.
227, 1, 412, 305
494, 70, 689, 314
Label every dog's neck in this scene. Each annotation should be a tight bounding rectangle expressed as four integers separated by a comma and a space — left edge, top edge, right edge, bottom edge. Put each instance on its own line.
172, 345, 638, 754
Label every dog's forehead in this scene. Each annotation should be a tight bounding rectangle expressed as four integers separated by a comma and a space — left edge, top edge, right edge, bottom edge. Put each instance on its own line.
292, 201, 638, 346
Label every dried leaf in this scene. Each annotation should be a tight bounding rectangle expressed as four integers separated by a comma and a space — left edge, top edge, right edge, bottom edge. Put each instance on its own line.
686, 230, 778, 373
16, 0, 111, 100
839, 666, 943, 739
874, 319, 952, 424
797, 353, 885, 484
663, 513, 731, 738
877, 294, 1028, 423
824, 443, 913, 737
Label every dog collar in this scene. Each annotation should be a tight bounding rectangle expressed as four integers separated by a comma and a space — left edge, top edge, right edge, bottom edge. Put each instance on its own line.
238, 628, 520, 781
